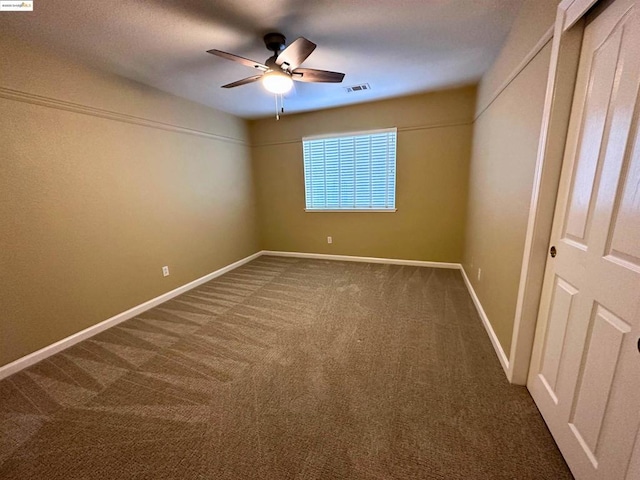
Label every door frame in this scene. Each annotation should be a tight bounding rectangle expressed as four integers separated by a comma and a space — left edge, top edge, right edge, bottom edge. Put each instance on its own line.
508, 0, 602, 384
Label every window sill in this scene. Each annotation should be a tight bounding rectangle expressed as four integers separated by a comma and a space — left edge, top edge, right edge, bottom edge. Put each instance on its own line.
304, 209, 397, 213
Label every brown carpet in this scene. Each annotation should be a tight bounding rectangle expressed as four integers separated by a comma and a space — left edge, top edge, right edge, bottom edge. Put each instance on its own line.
0, 256, 572, 479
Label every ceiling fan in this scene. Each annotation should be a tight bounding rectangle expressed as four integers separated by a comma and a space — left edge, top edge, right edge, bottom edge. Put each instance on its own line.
207, 33, 345, 94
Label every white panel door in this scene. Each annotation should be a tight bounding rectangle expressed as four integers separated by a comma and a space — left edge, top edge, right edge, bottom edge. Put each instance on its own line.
528, 0, 640, 478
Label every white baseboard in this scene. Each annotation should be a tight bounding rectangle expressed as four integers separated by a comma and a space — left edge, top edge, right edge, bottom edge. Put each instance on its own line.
262, 250, 461, 269
0, 251, 263, 381
459, 266, 510, 374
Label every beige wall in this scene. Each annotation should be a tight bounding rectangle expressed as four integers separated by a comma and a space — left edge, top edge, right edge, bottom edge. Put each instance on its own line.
477, 0, 561, 115
463, 0, 561, 356
0, 36, 259, 367
250, 87, 476, 262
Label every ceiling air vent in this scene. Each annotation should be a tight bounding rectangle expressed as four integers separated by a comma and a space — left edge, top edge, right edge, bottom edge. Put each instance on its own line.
344, 83, 371, 93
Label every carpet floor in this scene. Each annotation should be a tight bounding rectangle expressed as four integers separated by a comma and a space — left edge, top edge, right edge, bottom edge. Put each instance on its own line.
0, 256, 573, 479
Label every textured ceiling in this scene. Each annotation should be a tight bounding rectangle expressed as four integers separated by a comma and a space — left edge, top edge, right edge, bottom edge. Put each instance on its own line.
1, 0, 524, 119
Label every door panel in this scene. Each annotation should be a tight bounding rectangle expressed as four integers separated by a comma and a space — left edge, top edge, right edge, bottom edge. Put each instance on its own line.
569, 304, 630, 459
539, 277, 578, 398
607, 117, 640, 266
563, 25, 622, 244
528, 0, 640, 478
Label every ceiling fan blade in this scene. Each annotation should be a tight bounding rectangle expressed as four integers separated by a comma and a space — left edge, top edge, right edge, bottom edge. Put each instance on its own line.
221, 75, 263, 88
291, 68, 345, 83
276, 37, 316, 71
207, 49, 268, 71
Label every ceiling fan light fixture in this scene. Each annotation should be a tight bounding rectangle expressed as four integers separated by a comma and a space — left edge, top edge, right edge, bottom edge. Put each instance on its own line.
262, 70, 293, 94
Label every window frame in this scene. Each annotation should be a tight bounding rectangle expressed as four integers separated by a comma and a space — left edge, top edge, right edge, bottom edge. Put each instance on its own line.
302, 127, 398, 213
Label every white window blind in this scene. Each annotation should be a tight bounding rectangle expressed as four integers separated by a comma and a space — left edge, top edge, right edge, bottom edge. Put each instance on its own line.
302, 128, 397, 211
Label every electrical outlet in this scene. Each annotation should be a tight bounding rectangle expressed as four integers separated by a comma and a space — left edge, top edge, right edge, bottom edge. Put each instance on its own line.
477, 268, 482, 281
327, 236, 333, 244
162, 266, 170, 277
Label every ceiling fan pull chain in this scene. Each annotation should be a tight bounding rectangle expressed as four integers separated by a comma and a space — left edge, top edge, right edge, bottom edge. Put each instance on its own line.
274, 94, 285, 120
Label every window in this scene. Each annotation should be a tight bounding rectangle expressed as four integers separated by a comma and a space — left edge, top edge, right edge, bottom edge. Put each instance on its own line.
302, 128, 397, 211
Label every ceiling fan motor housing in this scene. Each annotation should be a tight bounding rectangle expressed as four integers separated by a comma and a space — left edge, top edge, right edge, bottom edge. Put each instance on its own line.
264, 32, 286, 53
